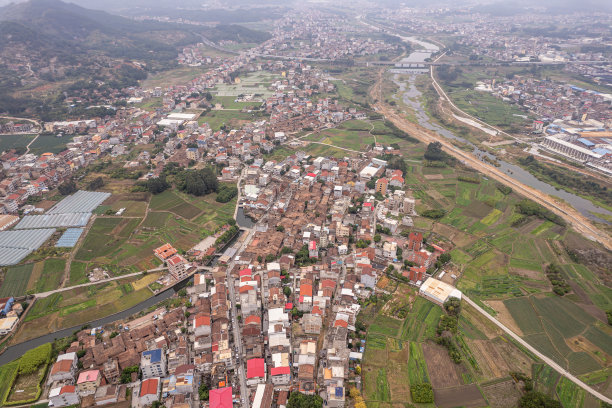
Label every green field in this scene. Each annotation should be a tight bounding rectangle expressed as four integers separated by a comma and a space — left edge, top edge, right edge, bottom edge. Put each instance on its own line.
407, 342, 430, 385
0, 360, 18, 405
33, 259, 65, 293
556, 377, 585, 408
68, 261, 88, 285
28, 135, 74, 155
0, 264, 34, 297
198, 110, 259, 131
0, 134, 35, 153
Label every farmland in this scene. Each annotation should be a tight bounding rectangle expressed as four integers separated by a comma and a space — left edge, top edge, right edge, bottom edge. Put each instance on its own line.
0, 134, 35, 153
72, 188, 236, 274
12, 272, 162, 344
27, 134, 74, 155
0, 264, 34, 297
359, 284, 520, 407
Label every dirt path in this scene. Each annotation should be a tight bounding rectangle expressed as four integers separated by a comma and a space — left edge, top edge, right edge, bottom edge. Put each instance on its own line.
370, 70, 612, 251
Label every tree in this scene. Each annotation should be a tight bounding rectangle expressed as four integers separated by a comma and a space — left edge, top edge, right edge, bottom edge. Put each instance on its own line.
355, 365, 361, 375
410, 384, 434, 403
518, 391, 562, 408
283, 286, 292, 297
374, 234, 381, 243
424, 142, 445, 161
287, 392, 323, 408
199, 382, 210, 401
58, 180, 77, 195
444, 298, 461, 317
87, 176, 104, 190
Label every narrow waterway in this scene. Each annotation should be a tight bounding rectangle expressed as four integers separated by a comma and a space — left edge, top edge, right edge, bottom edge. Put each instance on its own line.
0, 279, 190, 366
392, 38, 612, 224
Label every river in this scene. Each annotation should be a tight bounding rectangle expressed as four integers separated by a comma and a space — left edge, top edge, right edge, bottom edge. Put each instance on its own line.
0, 279, 191, 366
391, 37, 612, 225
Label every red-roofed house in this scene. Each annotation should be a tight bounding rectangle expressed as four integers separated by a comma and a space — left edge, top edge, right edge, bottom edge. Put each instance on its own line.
210, 387, 233, 408
76, 370, 101, 396
247, 358, 266, 386
139, 378, 160, 406
167, 254, 189, 280
408, 232, 423, 252
193, 314, 211, 337
49, 385, 79, 407
154, 244, 177, 261
270, 366, 291, 386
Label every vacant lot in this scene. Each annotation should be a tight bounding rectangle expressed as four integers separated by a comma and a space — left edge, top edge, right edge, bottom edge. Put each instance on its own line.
422, 342, 462, 389
434, 385, 487, 408
481, 379, 522, 408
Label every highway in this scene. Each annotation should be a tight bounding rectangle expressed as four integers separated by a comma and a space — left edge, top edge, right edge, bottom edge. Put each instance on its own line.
464, 296, 612, 405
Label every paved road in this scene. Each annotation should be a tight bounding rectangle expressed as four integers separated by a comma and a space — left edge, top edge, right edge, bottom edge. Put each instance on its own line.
35, 267, 168, 298
371, 72, 612, 251
464, 296, 612, 405
224, 226, 256, 408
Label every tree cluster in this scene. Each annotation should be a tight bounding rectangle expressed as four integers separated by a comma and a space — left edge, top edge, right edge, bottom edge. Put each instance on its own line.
286, 392, 323, 408
515, 199, 565, 226
410, 383, 434, 403
176, 168, 218, 196
216, 184, 238, 203
58, 180, 77, 196
544, 264, 570, 296
421, 209, 446, 219
18, 343, 51, 375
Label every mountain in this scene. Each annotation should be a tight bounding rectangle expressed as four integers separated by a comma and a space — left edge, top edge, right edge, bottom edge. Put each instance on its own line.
0, 0, 270, 116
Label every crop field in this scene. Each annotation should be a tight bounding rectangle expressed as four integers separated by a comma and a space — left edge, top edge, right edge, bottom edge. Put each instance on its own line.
503, 298, 542, 335
0, 360, 18, 404
533, 363, 560, 395
556, 377, 585, 408
28, 134, 74, 155
198, 109, 260, 131
369, 315, 402, 337
407, 342, 430, 385
68, 261, 88, 285
31, 258, 65, 293
0, 264, 34, 297
0, 134, 35, 153
400, 297, 443, 341
13, 272, 162, 344
5, 364, 44, 404
73, 188, 236, 271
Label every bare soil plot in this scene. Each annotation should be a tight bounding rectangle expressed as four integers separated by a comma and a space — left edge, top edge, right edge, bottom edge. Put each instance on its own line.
423, 174, 444, 180
433, 222, 478, 247
422, 342, 462, 389
434, 385, 487, 408
481, 379, 521, 408
487, 300, 524, 336
469, 339, 512, 379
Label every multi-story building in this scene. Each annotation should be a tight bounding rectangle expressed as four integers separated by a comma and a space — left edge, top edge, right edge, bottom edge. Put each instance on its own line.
141, 349, 167, 379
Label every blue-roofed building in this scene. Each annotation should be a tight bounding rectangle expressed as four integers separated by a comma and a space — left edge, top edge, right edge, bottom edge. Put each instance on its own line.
577, 138, 595, 147
326, 384, 345, 407
1, 298, 14, 316
141, 349, 166, 379
593, 148, 612, 156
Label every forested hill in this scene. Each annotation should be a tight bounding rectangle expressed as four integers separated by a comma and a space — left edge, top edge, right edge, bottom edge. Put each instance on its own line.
0, 0, 270, 116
